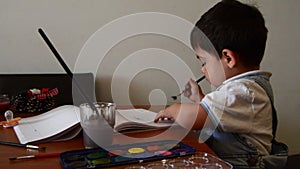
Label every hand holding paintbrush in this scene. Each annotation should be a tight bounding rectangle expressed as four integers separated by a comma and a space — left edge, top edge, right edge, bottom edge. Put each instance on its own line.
171, 75, 205, 101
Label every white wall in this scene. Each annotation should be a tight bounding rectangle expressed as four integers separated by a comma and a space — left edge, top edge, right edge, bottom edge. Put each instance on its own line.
0, 0, 299, 154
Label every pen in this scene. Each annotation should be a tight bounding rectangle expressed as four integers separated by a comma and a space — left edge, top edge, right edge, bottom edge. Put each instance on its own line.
9, 152, 60, 160
171, 75, 206, 100
0, 141, 46, 150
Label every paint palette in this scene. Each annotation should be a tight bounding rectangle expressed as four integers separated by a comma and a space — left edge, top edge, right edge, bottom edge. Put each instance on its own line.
60, 140, 196, 169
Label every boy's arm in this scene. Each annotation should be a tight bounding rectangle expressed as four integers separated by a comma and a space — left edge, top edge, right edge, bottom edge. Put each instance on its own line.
154, 103, 208, 130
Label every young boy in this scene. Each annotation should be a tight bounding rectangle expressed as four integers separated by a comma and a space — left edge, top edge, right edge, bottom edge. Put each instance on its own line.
154, 0, 287, 168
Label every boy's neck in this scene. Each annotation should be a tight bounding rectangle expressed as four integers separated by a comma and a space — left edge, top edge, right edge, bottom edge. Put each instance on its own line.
226, 66, 260, 80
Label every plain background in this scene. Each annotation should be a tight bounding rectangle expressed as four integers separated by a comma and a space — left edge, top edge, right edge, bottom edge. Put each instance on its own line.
0, 0, 299, 155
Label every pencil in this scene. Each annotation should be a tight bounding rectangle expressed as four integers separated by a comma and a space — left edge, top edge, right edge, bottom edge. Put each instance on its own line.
9, 152, 60, 160
0, 141, 46, 150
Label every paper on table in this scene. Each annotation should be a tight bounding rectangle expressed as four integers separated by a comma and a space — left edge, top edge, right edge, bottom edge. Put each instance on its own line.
13, 105, 81, 144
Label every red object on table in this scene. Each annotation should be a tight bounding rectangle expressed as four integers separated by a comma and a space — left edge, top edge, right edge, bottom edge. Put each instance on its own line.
0, 101, 10, 112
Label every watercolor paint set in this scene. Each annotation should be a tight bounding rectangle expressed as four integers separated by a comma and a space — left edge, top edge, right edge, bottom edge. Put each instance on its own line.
60, 140, 196, 169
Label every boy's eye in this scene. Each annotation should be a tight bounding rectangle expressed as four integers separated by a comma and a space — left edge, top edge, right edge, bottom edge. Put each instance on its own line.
196, 55, 206, 67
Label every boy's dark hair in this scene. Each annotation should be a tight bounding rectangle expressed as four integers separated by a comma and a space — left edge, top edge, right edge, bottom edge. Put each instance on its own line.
191, 0, 268, 67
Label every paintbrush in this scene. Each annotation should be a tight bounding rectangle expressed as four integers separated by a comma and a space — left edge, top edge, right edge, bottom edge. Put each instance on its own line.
9, 152, 60, 160
171, 75, 205, 100
0, 141, 46, 150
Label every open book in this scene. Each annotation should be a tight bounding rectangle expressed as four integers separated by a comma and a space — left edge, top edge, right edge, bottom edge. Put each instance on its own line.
13, 105, 175, 144
13, 105, 81, 144
115, 109, 175, 132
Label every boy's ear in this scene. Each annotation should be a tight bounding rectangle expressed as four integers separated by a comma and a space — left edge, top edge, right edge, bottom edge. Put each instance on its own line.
221, 49, 237, 69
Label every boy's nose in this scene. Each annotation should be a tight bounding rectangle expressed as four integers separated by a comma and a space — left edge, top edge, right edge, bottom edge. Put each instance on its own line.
201, 66, 206, 74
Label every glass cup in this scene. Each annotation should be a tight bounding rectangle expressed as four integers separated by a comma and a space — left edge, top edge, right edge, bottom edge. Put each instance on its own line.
0, 94, 10, 113
80, 102, 116, 149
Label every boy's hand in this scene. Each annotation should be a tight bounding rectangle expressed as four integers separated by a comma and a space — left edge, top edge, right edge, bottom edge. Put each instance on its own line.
154, 103, 206, 130
184, 79, 204, 102
154, 103, 180, 123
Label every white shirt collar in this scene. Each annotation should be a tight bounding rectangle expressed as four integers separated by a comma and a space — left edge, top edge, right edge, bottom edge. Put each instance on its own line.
222, 70, 272, 85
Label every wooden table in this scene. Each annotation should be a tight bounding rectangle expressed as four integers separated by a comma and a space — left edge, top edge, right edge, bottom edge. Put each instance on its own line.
0, 125, 214, 169
0, 105, 215, 169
